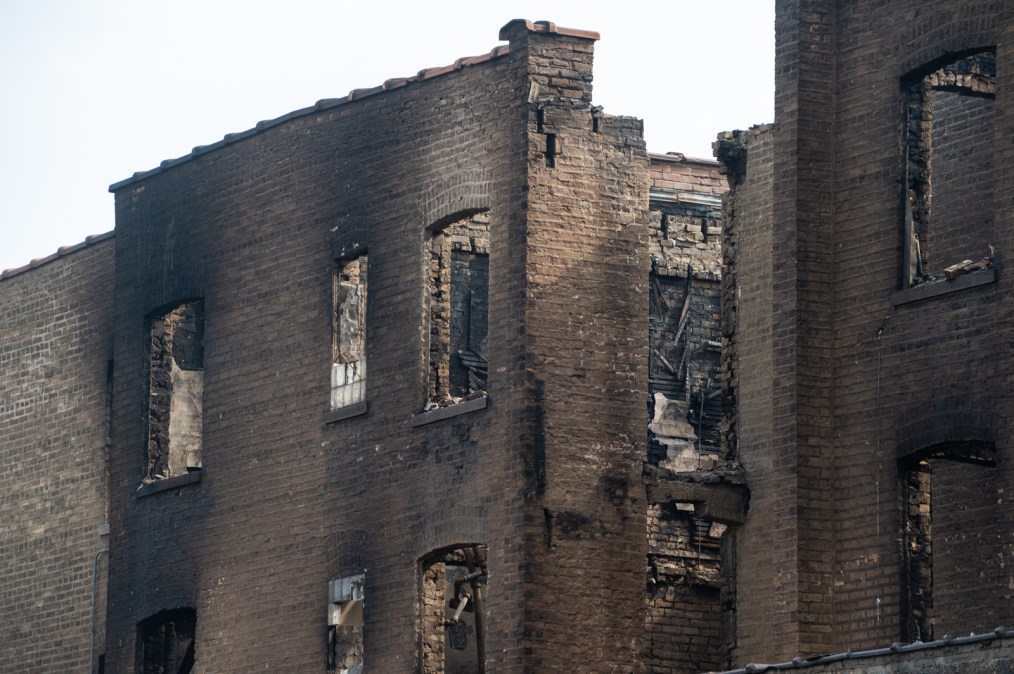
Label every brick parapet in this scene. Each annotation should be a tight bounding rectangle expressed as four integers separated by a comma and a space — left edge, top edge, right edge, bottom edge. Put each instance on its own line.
511, 22, 652, 670
649, 153, 726, 197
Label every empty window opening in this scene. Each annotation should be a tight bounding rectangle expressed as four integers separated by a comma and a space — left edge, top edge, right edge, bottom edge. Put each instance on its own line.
136, 607, 195, 674
328, 573, 364, 674
146, 300, 203, 482
427, 212, 489, 409
648, 271, 721, 470
904, 50, 995, 286
900, 442, 1000, 642
419, 544, 488, 674
646, 502, 730, 672
332, 255, 368, 410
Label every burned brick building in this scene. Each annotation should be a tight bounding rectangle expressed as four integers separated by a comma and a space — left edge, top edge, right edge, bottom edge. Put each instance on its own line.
2, 4, 1014, 674
1, 19, 740, 674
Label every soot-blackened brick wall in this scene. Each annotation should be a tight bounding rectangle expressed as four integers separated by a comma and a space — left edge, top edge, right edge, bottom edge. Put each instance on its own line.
0, 237, 114, 673
721, 0, 1014, 667
105, 19, 650, 673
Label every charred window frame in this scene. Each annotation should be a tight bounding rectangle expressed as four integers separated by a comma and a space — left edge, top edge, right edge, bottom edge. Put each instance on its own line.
903, 50, 996, 289
328, 573, 364, 674
426, 210, 489, 410
144, 300, 204, 484
419, 544, 488, 674
136, 607, 195, 674
331, 255, 368, 412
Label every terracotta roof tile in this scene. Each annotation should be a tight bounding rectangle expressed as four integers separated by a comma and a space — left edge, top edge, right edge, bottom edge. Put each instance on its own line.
109, 40, 516, 192
1, 231, 114, 281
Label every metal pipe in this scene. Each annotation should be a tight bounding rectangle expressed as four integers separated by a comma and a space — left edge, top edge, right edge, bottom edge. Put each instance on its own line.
465, 547, 486, 674
89, 548, 108, 674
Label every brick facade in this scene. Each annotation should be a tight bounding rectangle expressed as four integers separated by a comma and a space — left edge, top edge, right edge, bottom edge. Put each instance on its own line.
0, 236, 113, 673
9, 5, 1013, 673
718, 0, 1014, 668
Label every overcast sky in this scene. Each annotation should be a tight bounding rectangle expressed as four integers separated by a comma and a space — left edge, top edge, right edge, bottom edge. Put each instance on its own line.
0, 1, 774, 273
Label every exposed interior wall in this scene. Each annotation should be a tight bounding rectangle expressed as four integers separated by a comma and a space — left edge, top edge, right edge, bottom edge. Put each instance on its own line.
644, 157, 739, 673
332, 255, 368, 410
328, 574, 364, 674
901, 452, 1002, 641
931, 459, 1001, 636
146, 300, 204, 480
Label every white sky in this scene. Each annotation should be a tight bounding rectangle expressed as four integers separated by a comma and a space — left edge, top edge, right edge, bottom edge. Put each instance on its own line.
0, 1, 774, 273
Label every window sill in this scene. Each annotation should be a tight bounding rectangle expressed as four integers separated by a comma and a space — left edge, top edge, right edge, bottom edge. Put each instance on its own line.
892, 267, 996, 306
136, 470, 202, 498
410, 395, 488, 427
324, 400, 369, 424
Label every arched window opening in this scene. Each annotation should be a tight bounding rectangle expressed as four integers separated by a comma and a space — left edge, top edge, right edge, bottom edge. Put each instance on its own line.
419, 544, 488, 674
426, 210, 489, 409
903, 50, 996, 287
899, 441, 999, 641
136, 607, 196, 674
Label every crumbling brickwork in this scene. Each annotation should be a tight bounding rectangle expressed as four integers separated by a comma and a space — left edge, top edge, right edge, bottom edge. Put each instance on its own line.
646, 156, 725, 472
645, 502, 727, 673
642, 155, 742, 673
715, 125, 775, 666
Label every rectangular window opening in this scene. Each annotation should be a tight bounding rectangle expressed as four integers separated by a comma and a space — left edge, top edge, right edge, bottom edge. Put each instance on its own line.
145, 300, 203, 482
901, 448, 1000, 642
328, 573, 365, 674
332, 255, 368, 411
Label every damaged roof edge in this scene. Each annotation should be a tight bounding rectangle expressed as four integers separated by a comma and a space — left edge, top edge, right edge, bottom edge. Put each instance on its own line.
1, 231, 114, 281
108, 43, 511, 193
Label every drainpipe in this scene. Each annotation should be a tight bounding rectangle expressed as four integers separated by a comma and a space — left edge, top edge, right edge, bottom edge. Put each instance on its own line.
89, 548, 108, 674
465, 547, 486, 674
